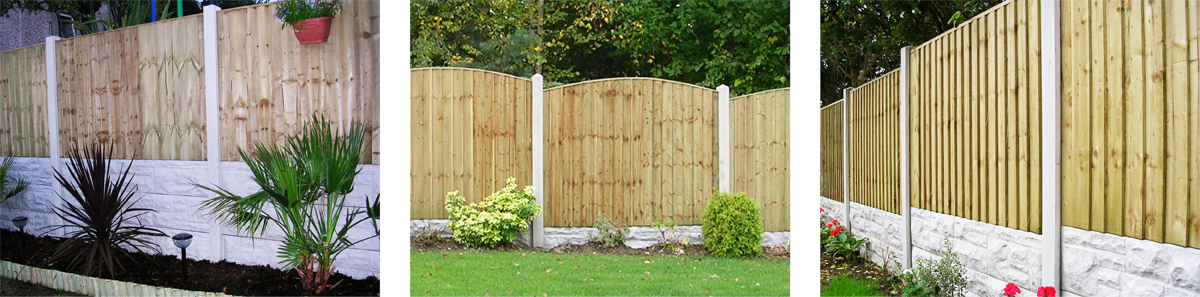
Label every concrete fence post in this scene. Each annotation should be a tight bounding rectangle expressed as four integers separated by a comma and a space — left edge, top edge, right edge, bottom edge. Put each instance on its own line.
717, 85, 731, 193
203, 4, 224, 261
842, 87, 852, 233
899, 46, 913, 270
531, 74, 545, 248
1041, 0, 1062, 289
44, 36, 62, 237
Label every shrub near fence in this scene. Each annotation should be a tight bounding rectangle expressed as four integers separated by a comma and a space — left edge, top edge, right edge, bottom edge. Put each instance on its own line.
410, 67, 791, 232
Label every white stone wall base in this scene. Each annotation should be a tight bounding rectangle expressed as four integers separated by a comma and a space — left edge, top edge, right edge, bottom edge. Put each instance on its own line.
1061, 227, 1200, 297
411, 219, 790, 250
0, 157, 380, 280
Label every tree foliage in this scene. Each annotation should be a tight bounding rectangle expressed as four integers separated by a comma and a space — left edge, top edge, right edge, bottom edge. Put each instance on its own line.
0, 0, 202, 35
820, 0, 1001, 106
411, 0, 789, 96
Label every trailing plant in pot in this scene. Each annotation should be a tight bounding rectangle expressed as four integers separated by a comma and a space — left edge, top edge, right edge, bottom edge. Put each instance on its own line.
1, 155, 30, 205
276, 0, 342, 44
198, 115, 376, 294
46, 143, 167, 277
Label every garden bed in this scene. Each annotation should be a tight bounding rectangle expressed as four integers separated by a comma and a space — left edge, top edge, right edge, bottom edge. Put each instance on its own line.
1, 230, 379, 296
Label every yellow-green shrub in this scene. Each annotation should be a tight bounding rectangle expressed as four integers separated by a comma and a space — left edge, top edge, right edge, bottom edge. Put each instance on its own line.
702, 192, 763, 258
445, 178, 540, 248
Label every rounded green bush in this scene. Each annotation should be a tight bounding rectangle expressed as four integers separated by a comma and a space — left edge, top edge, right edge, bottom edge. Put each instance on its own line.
702, 192, 763, 258
445, 177, 541, 248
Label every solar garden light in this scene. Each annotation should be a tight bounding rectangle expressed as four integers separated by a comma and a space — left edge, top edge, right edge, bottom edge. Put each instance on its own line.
11, 216, 27, 246
172, 233, 193, 278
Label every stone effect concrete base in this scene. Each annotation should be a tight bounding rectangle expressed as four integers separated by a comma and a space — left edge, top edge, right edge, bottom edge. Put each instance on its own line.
822, 197, 1046, 297
1060, 227, 1200, 297
410, 220, 790, 249
0, 157, 380, 280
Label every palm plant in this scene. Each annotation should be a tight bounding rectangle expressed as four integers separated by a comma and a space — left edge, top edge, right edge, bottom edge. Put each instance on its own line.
46, 143, 166, 277
1, 155, 31, 205
198, 115, 375, 294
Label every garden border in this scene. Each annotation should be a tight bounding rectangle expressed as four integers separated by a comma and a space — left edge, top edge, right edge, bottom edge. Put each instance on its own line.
0, 260, 233, 297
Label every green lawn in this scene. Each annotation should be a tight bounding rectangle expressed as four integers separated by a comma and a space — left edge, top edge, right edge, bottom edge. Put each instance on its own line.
0, 277, 83, 296
821, 274, 883, 296
411, 250, 789, 296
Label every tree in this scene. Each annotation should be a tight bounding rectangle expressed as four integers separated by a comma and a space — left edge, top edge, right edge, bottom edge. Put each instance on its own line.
411, 0, 789, 96
820, 0, 1000, 106
0, 0, 201, 35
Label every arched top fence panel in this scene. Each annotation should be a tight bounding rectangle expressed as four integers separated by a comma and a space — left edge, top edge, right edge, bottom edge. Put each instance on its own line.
544, 77, 715, 93
730, 87, 790, 231
412, 67, 532, 82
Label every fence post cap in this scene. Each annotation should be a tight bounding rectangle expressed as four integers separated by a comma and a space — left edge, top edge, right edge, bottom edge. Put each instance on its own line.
45, 36, 60, 42
203, 4, 222, 11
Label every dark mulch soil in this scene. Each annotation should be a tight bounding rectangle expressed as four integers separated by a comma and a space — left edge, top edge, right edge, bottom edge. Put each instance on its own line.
1, 230, 379, 296
820, 248, 902, 296
411, 234, 790, 260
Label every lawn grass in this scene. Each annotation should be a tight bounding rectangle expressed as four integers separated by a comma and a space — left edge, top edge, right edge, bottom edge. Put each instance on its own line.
821, 274, 883, 296
411, 250, 789, 296
0, 276, 84, 296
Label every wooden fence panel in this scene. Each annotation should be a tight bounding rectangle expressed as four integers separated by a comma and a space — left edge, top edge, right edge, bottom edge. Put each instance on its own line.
820, 100, 844, 202
545, 79, 717, 228
847, 70, 900, 214
904, 0, 1040, 233
217, 1, 379, 164
732, 88, 790, 232
1062, 0, 1200, 247
55, 15, 205, 160
0, 44, 49, 157
409, 68, 533, 220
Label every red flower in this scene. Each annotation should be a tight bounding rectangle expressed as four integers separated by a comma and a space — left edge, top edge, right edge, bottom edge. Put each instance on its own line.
826, 223, 834, 228
832, 220, 839, 225
1037, 286, 1055, 297
1003, 283, 1021, 296
830, 227, 842, 236
821, 208, 825, 212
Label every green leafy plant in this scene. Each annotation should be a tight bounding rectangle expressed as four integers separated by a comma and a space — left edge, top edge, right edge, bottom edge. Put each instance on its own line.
591, 213, 628, 248
366, 194, 380, 236
0, 155, 30, 205
897, 236, 968, 297
822, 220, 867, 261
275, 0, 342, 30
444, 177, 540, 248
45, 143, 166, 277
701, 192, 763, 258
198, 115, 375, 294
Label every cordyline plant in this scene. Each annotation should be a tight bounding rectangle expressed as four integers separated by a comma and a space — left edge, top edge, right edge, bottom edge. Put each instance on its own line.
198, 115, 378, 294
46, 143, 166, 277
1, 155, 31, 205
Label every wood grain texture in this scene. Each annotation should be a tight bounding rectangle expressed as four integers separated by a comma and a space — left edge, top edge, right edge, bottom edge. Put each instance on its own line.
846, 70, 901, 215
733, 88, 790, 231
821, 101, 844, 202
0, 44, 49, 157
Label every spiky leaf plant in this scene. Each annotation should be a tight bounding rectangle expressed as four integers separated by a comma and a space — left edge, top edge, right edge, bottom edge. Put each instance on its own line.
1, 155, 31, 205
198, 115, 375, 294
46, 142, 166, 277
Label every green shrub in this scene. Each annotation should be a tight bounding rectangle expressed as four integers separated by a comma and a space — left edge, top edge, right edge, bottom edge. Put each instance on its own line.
897, 236, 967, 297
0, 155, 29, 205
701, 192, 763, 258
590, 213, 628, 248
445, 177, 541, 248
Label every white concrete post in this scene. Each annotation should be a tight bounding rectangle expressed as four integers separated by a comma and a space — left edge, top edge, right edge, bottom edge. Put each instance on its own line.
717, 85, 731, 192
899, 46, 913, 270
842, 88, 852, 232
203, 4, 224, 261
44, 36, 62, 237
1041, 0, 1062, 289
531, 74, 545, 248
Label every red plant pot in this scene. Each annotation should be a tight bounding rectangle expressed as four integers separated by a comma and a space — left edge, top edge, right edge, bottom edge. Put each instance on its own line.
292, 16, 334, 45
